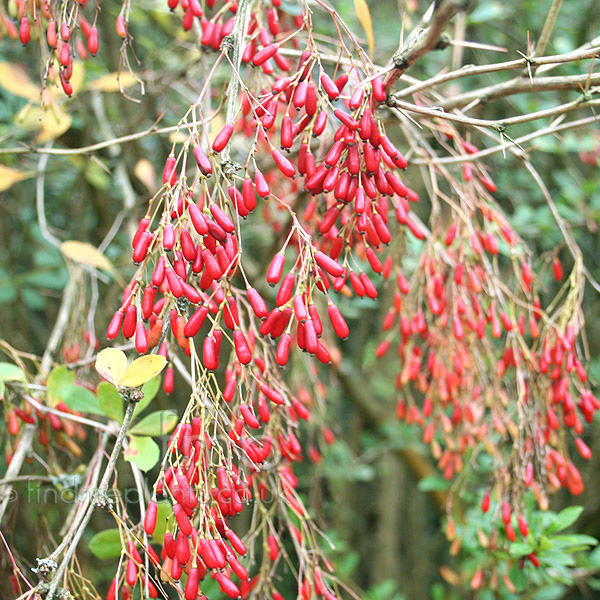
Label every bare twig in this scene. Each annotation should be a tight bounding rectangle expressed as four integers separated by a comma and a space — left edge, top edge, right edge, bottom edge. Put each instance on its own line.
97, 401, 136, 497
22, 393, 114, 433
393, 45, 600, 99
220, 0, 251, 166
438, 71, 600, 111
532, 0, 563, 61
0, 276, 77, 525
36, 143, 61, 249
0, 124, 180, 156
383, 0, 467, 92
410, 114, 600, 165
387, 95, 600, 130
90, 91, 138, 239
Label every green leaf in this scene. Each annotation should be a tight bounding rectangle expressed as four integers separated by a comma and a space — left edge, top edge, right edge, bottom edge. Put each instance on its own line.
125, 436, 160, 472
417, 476, 452, 493
89, 528, 123, 559
588, 578, 600, 591
120, 355, 166, 388
530, 585, 566, 600
23, 268, 68, 290
539, 549, 576, 567
0, 362, 27, 399
0, 279, 17, 304
47, 365, 75, 406
539, 535, 554, 551
85, 160, 111, 190
509, 542, 535, 557
130, 410, 178, 436
152, 501, 172, 544
97, 382, 124, 422
61, 384, 104, 416
509, 561, 528, 591
551, 534, 598, 547
546, 506, 584, 534
132, 376, 161, 419
21, 286, 46, 311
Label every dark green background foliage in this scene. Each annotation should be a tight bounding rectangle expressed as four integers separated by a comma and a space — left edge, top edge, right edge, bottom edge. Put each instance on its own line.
1, 1, 600, 598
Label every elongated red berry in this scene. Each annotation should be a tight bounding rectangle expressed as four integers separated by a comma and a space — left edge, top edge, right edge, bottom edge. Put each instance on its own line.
88, 26, 99, 55
144, 501, 158, 534
185, 567, 200, 600
215, 571, 240, 599
334, 109, 358, 130
116, 14, 127, 38
203, 335, 218, 371
126, 557, 137, 586
320, 72, 339, 100
271, 148, 296, 178
210, 204, 235, 233
233, 329, 252, 365
552, 257, 563, 281
163, 156, 177, 187
252, 43, 278, 66
183, 306, 208, 337
372, 76, 387, 102
107, 310, 124, 339
212, 123, 234, 152
247, 287, 268, 319
481, 490, 490, 513
193, 145, 212, 176
327, 303, 349, 339
47, 20, 58, 47
314, 251, 343, 278
19, 18, 30, 45
276, 333, 292, 366
225, 528, 247, 555
267, 252, 285, 286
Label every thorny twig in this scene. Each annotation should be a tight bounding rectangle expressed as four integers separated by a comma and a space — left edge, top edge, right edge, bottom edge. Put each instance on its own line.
383, 0, 469, 92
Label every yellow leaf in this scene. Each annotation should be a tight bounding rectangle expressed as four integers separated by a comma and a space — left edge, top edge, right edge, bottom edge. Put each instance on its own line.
208, 113, 224, 147
68, 61, 86, 97
61, 240, 115, 273
134, 159, 156, 191
14, 103, 41, 131
15, 103, 73, 142
169, 131, 188, 144
87, 72, 138, 93
0, 62, 40, 101
37, 107, 73, 143
439, 565, 461, 586
354, 0, 374, 58
120, 355, 167, 388
0, 164, 34, 192
95, 348, 128, 387
46, 61, 86, 99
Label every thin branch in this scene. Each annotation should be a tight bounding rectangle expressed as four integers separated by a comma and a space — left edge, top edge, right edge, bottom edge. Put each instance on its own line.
97, 400, 136, 496
0, 124, 181, 156
387, 95, 600, 130
0, 276, 77, 525
36, 143, 61, 249
410, 114, 600, 165
438, 71, 600, 111
532, 0, 563, 61
393, 45, 600, 99
220, 0, 251, 166
0, 475, 52, 486
45, 504, 95, 600
90, 91, 137, 238
22, 393, 114, 433
383, 0, 467, 92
